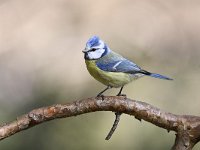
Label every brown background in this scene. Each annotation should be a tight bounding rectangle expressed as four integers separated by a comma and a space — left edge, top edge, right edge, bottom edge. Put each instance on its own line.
0, 0, 200, 149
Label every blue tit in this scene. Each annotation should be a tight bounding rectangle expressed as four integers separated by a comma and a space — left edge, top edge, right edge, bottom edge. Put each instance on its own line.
82, 36, 172, 97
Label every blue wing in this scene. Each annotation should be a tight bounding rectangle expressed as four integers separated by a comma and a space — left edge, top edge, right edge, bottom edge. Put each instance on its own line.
95, 55, 173, 80
96, 59, 141, 73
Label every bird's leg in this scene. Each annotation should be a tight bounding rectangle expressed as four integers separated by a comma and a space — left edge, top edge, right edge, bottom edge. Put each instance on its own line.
97, 86, 112, 97
116, 86, 126, 96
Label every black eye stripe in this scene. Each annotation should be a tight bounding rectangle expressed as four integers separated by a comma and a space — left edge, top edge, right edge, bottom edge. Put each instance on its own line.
89, 48, 99, 52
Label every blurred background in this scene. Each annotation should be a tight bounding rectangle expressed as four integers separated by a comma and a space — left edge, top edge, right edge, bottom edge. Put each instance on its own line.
0, 0, 200, 149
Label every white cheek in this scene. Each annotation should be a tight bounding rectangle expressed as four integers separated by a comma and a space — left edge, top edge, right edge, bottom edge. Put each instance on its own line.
88, 49, 105, 59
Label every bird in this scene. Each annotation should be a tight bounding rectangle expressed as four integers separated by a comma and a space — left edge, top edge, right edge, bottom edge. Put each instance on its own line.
82, 36, 172, 97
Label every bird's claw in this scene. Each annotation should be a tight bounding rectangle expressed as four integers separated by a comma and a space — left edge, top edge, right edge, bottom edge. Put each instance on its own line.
96, 94, 105, 100
116, 94, 126, 97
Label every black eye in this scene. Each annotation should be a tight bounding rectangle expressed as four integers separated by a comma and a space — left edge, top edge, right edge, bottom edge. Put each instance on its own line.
90, 48, 96, 52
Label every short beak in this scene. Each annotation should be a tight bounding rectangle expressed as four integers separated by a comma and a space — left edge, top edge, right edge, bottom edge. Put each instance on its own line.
82, 48, 89, 53
82, 49, 87, 53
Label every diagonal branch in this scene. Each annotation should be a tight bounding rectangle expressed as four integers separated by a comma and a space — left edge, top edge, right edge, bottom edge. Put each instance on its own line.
0, 96, 200, 150
105, 112, 122, 140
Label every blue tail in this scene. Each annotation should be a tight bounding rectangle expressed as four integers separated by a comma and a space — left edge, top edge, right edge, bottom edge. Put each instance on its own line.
149, 73, 173, 80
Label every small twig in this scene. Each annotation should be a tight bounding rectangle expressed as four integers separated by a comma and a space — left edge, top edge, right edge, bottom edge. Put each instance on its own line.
105, 112, 122, 140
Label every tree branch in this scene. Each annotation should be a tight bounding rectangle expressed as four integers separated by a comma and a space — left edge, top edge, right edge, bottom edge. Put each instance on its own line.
0, 96, 200, 150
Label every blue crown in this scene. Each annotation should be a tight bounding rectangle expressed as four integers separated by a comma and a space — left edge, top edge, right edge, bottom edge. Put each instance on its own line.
86, 36, 100, 47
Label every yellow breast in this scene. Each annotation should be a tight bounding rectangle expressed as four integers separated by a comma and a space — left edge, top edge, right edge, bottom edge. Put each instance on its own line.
85, 60, 134, 88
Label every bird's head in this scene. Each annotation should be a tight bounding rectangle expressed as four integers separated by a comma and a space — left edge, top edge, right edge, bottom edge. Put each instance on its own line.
82, 36, 110, 60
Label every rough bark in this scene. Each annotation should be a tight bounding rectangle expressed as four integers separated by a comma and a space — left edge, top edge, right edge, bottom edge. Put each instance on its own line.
0, 96, 200, 150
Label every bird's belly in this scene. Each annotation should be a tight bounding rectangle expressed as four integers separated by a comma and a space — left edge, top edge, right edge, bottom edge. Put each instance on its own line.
85, 60, 135, 88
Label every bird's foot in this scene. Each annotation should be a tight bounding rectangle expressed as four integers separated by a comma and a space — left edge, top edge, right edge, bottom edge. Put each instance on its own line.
96, 94, 105, 100
116, 93, 126, 97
